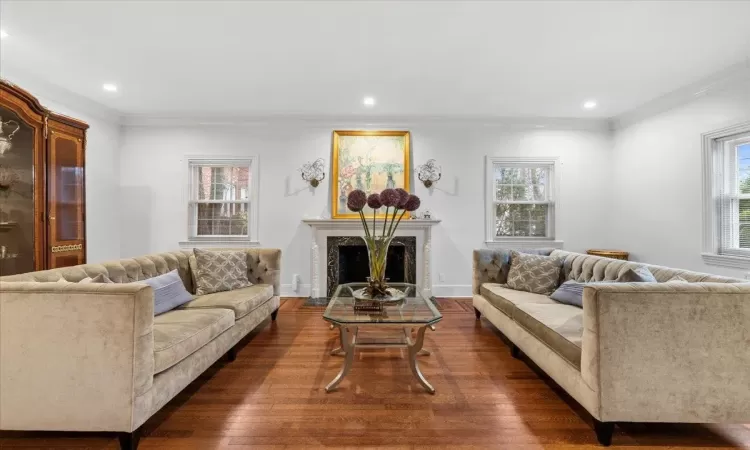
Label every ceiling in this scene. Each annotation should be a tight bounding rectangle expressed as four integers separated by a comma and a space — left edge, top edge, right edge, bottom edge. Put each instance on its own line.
1, 0, 749, 119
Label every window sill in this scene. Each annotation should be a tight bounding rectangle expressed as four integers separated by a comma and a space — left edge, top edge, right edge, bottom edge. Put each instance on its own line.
485, 239, 564, 249
179, 239, 261, 249
701, 252, 750, 270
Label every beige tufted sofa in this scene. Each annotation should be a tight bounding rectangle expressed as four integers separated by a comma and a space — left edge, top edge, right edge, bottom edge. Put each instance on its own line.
0, 248, 281, 450
473, 249, 750, 446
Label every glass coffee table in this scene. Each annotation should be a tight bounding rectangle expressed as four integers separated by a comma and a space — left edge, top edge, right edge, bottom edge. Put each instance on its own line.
323, 282, 442, 394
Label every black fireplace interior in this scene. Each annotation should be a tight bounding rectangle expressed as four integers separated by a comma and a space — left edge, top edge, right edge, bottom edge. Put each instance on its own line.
338, 245, 406, 285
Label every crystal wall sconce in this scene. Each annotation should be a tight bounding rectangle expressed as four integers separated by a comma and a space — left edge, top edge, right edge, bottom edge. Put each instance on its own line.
300, 158, 326, 188
417, 159, 441, 188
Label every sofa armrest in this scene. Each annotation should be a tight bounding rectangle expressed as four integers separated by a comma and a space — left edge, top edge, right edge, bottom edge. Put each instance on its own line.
582, 282, 750, 423
0, 281, 154, 432
246, 248, 281, 296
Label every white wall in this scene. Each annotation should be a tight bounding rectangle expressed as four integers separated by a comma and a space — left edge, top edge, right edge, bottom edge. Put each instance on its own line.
610, 78, 750, 278
118, 120, 613, 296
0, 69, 122, 263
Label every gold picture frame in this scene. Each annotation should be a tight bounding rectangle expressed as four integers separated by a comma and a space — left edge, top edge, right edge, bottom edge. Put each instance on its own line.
331, 130, 411, 219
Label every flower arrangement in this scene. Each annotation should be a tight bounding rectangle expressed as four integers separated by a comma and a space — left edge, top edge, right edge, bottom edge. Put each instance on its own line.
346, 188, 421, 299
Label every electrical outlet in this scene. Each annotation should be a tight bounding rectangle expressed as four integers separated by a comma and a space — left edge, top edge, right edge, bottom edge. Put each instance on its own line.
438, 273, 445, 283
292, 274, 300, 291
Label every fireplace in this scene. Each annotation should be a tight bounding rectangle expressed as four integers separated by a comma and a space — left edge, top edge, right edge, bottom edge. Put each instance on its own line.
327, 236, 416, 297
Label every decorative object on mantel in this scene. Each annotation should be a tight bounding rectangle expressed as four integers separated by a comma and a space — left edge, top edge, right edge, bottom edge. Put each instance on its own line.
586, 249, 629, 260
0, 117, 20, 156
331, 130, 410, 219
346, 187, 421, 300
417, 159, 441, 188
300, 158, 325, 187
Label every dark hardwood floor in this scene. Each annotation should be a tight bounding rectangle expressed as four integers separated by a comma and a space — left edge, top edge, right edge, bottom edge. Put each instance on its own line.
2, 298, 750, 449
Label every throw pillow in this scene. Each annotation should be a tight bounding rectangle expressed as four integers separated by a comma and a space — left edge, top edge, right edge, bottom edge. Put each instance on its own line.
506, 251, 563, 295
79, 274, 113, 284
192, 248, 251, 295
550, 281, 585, 307
480, 248, 556, 284
617, 266, 657, 282
138, 269, 193, 315
666, 275, 689, 283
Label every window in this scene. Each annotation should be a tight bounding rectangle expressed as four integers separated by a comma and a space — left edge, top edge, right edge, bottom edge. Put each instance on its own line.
485, 156, 559, 245
185, 157, 259, 244
703, 126, 750, 266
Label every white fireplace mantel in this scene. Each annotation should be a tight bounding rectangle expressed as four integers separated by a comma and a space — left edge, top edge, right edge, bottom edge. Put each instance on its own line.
302, 218, 441, 298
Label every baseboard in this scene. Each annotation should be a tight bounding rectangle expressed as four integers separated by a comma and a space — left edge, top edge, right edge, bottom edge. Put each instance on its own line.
281, 284, 472, 298
280, 283, 311, 298
431, 284, 472, 298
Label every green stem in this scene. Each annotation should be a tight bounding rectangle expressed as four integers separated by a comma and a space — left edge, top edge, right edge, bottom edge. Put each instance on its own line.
392, 210, 407, 234
358, 211, 371, 239
382, 207, 389, 237
372, 210, 376, 238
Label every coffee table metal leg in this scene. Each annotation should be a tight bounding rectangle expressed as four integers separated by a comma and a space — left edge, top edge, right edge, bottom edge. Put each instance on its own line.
407, 325, 435, 394
326, 326, 356, 392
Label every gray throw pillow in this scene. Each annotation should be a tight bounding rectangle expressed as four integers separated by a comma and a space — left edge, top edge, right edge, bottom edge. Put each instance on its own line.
617, 266, 657, 282
550, 281, 585, 307
506, 250, 563, 295
138, 269, 193, 315
192, 248, 251, 295
79, 273, 113, 284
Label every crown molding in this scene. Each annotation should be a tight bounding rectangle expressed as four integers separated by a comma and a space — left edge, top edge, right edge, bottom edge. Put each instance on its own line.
0, 65, 121, 125
120, 112, 610, 132
612, 59, 750, 130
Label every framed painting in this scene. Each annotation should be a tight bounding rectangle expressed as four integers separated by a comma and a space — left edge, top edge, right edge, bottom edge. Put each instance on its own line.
331, 130, 410, 219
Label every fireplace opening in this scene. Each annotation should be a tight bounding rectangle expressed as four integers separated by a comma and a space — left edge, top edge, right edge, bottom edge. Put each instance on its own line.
338, 244, 406, 285
326, 236, 416, 297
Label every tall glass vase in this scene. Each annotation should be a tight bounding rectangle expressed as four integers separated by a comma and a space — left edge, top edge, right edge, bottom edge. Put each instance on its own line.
364, 235, 392, 296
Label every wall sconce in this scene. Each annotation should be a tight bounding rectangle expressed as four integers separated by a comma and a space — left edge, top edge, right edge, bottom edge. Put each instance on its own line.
417, 159, 441, 188
300, 158, 326, 188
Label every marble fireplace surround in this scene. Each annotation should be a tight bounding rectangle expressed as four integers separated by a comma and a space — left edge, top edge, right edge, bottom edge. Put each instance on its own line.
302, 219, 440, 299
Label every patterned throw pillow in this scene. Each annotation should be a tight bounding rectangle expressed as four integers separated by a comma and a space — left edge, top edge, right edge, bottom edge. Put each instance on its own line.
192, 248, 251, 295
506, 251, 563, 295
617, 266, 657, 282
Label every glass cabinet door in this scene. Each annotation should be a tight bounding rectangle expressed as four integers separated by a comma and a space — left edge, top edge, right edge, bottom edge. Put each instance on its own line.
0, 104, 37, 276
47, 128, 85, 268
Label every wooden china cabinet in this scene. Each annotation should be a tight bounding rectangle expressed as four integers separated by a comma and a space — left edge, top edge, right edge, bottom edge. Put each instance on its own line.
0, 79, 87, 275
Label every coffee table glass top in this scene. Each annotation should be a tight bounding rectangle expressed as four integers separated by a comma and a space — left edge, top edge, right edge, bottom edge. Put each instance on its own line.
323, 283, 442, 325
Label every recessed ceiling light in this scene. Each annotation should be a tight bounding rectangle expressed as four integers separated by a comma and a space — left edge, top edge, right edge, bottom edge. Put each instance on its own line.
102, 83, 118, 92
363, 96, 376, 107
583, 100, 597, 109
0, 30, 9, 39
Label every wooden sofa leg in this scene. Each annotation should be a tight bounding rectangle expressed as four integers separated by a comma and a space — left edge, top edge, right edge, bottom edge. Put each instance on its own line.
593, 419, 614, 446
226, 346, 237, 362
271, 307, 279, 321
510, 343, 521, 359
118, 429, 140, 450
474, 307, 481, 320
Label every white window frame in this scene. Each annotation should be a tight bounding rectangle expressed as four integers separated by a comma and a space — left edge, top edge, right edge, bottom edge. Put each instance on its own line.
180, 156, 260, 247
702, 122, 750, 268
484, 156, 563, 248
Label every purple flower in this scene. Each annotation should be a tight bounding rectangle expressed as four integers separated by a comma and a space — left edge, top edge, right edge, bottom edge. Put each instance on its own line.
367, 193, 382, 209
347, 189, 367, 212
395, 188, 410, 208
404, 194, 421, 212
380, 188, 400, 208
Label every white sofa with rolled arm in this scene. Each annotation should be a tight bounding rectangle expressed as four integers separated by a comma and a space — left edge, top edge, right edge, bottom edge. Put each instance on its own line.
472, 248, 750, 446
0, 248, 281, 450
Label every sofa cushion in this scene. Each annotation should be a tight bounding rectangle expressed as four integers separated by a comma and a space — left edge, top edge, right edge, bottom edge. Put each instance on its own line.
152, 309, 234, 374
181, 284, 274, 320
480, 283, 557, 317
507, 251, 563, 295
513, 302, 583, 369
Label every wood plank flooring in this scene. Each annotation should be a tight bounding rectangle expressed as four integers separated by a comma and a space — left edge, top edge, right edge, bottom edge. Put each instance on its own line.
2, 298, 750, 449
